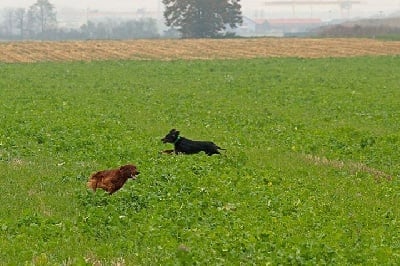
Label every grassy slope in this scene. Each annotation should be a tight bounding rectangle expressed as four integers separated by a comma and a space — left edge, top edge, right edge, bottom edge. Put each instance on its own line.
0, 57, 400, 264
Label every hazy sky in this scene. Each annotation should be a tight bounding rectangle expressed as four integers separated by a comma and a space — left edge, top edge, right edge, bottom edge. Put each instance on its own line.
1, 0, 400, 20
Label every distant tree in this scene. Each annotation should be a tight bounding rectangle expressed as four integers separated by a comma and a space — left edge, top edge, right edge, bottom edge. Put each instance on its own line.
27, 0, 57, 38
0, 8, 26, 39
80, 21, 97, 39
80, 19, 160, 40
14, 8, 27, 39
95, 20, 113, 39
162, 0, 243, 38
114, 18, 160, 39
2, 8, 14, 36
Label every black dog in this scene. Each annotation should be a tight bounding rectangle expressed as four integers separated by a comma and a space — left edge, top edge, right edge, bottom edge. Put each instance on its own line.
161, 129, 224, 156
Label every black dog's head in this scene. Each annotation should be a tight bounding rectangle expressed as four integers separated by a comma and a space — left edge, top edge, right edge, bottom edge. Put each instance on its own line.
162, 129, 180, 144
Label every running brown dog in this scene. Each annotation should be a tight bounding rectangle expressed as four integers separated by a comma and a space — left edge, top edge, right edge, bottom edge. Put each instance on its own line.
87, 164, 139, 195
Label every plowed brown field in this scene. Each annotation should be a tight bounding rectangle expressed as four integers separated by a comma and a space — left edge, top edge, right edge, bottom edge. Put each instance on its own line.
1, 38, 400, 63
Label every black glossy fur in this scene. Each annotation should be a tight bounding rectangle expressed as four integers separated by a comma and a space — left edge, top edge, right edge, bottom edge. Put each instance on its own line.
161, 129, 224, 156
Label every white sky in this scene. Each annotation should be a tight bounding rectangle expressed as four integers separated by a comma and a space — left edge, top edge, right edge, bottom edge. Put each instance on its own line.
0, 0, 400, 20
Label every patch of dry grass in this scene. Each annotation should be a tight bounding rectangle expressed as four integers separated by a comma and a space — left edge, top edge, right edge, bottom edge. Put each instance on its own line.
304, 154, 393, 181
1, 38, 400, 63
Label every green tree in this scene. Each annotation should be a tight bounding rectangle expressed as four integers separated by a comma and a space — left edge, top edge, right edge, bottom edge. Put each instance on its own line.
162, 0, 242, 38
27, 0, 57, 37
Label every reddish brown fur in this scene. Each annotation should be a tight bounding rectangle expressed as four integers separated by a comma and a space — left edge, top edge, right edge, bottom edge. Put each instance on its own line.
87, 164, 139, 195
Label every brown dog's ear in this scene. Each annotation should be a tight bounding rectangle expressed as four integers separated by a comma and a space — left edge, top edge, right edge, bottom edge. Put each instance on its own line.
119, 165, 130, 172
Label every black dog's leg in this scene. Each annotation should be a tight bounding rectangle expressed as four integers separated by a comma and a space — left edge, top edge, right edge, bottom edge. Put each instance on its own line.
205, 147, 221, 156
161, 149, 175, 154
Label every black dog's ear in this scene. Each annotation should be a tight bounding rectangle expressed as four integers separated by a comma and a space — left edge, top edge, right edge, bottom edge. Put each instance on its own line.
170, 128, 176, 132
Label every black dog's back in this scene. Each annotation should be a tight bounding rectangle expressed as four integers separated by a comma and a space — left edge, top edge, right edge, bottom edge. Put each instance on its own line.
162, 129, 224, 156
177, 137, 222, 156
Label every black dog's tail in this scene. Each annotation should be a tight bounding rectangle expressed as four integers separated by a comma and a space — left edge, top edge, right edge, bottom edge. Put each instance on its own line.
217, 146, 226, 150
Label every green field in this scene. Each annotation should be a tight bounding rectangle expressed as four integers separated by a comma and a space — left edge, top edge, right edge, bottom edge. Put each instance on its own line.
1, 57, 400, 264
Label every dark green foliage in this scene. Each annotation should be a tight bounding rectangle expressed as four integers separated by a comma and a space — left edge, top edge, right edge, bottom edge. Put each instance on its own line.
163, 0, 243, 38
0, 56, 400, 264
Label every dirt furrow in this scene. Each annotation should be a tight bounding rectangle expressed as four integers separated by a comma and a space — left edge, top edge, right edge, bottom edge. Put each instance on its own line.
1, 38, 399, 63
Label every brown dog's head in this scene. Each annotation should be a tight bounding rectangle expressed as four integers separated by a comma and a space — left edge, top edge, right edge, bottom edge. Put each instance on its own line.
162, 128, 180, 144
119, 164, 140, 179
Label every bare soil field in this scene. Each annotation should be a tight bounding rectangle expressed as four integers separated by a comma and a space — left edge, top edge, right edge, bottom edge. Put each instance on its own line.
1, 38, 400, 63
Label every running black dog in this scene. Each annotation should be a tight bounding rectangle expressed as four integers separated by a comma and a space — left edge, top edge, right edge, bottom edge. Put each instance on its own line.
161, 129, 225, 156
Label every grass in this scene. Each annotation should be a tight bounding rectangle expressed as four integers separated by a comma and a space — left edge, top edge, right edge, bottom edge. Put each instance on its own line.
1, 56, 400, 264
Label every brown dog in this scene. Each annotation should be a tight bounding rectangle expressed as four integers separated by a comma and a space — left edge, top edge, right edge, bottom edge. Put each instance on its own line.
87, 164, 139, 195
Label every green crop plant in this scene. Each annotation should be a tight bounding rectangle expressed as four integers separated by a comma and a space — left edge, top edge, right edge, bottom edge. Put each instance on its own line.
0, 56, 399, 264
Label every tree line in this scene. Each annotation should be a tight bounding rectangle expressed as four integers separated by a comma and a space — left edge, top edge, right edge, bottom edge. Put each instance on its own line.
0, 0, 243, 40
316, 24, 400, 39
0, 0, 161, 40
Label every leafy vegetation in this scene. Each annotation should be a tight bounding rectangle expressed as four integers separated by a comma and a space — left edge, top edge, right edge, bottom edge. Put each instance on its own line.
1, 56, 400, 264
163, 0, 242, 38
